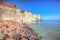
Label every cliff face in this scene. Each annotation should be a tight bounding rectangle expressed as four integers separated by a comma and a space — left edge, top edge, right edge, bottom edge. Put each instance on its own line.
0, 2, 21, 22
0, 2, 41, 23
0, 2, 42, 40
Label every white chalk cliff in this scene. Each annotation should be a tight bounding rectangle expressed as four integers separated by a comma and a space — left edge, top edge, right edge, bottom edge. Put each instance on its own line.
0, 2, 41, 23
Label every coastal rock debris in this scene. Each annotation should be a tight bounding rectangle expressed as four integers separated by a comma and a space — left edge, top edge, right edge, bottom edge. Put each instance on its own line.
0, 20, 41, 40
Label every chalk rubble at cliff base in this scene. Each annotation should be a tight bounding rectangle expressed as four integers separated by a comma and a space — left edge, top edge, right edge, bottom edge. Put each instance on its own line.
0, 20, 42, 40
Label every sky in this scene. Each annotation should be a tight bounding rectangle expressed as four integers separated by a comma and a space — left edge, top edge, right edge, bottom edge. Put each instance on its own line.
2, 0, 60, 20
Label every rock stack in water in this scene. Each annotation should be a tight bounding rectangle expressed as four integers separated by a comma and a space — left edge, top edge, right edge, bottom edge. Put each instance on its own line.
0, 2, 42, 40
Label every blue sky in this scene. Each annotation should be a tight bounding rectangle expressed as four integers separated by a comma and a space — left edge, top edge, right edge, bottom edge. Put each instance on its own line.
4, 0, 60, 20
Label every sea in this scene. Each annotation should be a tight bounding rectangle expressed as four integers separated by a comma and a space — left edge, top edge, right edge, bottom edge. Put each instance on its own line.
28, 20, 60, 40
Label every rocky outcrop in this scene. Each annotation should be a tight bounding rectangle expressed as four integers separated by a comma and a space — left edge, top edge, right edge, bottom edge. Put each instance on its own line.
0, 2, 42, 40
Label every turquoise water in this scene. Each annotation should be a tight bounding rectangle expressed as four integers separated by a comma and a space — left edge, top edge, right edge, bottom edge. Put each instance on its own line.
28, 20, 60, 40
